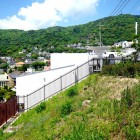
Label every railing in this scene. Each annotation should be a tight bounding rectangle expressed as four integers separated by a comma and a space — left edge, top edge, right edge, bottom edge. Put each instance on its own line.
18, 57, 129, 111
0, 96, 18, 126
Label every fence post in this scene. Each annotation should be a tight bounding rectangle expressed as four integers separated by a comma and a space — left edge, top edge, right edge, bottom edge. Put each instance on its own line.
75, 66, 79, 83
13, 96, 16, 115
60, 76, 62, 91
44, 85, 45, 101
77, 66, 79, 82
27, 95, 28, 110
17, 96, 19, 112
23, 96, 25, 111
5, 103, 7, 123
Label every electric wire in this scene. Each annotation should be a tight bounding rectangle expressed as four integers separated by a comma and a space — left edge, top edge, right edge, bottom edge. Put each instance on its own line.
110, 0, 124, 16
129, 0, 139, 13
117, 0, 130, 15
112, 0, 131, 16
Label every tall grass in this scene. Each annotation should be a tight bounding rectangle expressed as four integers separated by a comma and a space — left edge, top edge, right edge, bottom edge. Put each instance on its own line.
1, 74, 139, 140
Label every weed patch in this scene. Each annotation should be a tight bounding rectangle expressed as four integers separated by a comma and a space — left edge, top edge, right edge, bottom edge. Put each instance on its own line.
35, 102, 46, 113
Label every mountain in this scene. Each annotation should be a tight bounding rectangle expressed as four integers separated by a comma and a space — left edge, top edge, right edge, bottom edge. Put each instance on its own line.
0, 14, 140, 56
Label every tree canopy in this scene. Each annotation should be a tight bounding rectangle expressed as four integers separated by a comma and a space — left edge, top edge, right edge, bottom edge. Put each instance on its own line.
0, 14, 140, 56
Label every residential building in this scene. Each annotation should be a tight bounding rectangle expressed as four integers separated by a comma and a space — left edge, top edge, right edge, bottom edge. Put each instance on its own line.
113, 41, 133, 48
9, 71, 22, 86
0, 72, 14, 88
15, 62, 25, 67
8, 61, 16, 69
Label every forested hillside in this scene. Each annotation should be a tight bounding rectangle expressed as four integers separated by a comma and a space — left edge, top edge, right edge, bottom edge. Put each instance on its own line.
0, 14, 140, 56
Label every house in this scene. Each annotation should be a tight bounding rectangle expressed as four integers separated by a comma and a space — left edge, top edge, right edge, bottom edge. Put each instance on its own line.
113, 41, 133, 48
51, 53, 90, 69
15, 62, 25, 67
26, 53, 32, 58
26, 67, 35, 73
9, 71, 22, 86
16, 65, 75, 97
0, 71, 14, 88
25, 59, 33, 65
38, 57, 45, 62
22, 49, 26, 53
8, 61, 16, 69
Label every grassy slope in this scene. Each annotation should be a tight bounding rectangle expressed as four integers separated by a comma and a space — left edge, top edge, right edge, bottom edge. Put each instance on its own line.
1, 74, 140, 140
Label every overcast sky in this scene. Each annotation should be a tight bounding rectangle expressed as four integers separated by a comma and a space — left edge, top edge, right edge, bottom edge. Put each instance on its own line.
0, 0, 139, 30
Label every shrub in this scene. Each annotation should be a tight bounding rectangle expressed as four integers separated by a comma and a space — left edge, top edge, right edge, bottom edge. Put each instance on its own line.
60, 101, 72, 116
67, 85, 78, 97
35, 102, 46, 113
64, 122, 106, 139
102, 61, 137, 77
125, 122, 138, 140
0, 129, 3, 137
121, 87, 133, 109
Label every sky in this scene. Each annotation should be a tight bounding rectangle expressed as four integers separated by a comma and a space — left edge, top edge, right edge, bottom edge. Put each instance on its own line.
0, 0, 139, 30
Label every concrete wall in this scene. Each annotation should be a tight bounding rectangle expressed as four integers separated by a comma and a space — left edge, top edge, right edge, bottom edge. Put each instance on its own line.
16, 65, 75, 96
51, 53, 91, 69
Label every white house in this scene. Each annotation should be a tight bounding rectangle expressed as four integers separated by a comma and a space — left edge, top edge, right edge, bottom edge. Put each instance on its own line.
16, 53, 92, 110
51, 53, 91, 69
0, 72, 14, 88
114, 41, 133, 48
16, 65, 75, 96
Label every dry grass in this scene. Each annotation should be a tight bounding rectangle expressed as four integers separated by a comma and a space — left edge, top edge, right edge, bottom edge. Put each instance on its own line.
95, 76, 139, 101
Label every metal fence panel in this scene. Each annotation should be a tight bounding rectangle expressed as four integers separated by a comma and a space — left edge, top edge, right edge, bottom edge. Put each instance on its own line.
78, 62, 90, 81
0, 96, 18, 126
45, 78, 61, 98
62, 70, 76, 89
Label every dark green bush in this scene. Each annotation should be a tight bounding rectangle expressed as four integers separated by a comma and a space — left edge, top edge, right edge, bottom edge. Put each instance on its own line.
101, 61, 140, 77
0, 129, 3, 137
35, 102, 46, 113
67, 85, 78, 97
60, 101, 72, 116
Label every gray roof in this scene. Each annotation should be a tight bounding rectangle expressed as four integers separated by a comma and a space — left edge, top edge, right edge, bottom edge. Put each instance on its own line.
9, 71, 22, 79
86, 46, 112, 51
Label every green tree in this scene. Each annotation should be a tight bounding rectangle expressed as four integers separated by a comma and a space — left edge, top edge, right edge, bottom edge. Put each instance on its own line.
32, 61, 46, 70
0, 63, 9, 72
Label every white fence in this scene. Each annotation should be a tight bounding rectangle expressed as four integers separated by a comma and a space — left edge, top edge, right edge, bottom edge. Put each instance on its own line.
18, 58, 95, 111
17, 56, 131, 111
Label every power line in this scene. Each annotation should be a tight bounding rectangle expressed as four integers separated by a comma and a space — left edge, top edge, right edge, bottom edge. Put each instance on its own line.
113, 0, 131, 16
110, 0, 124, 16
129, 0, 139, 13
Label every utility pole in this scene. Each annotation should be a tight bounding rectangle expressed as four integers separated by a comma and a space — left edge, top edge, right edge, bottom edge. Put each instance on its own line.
98, 22, 104, 70
99, 22, 102, 47
135, 22, 138, 44
99, 22, 104, 47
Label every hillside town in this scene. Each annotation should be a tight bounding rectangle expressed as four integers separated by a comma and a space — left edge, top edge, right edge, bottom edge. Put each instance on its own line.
0, 0, 140, 138
0, 39, 138, 98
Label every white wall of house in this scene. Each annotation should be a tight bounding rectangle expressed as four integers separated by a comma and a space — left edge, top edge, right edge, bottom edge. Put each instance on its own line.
51, 53, 91, 69
16, 65, 75, 96
114, 41, 133, 48
0, 73, 9, 87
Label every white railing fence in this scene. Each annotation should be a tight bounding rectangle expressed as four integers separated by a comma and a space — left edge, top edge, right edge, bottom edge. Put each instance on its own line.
17, 57, 127, 111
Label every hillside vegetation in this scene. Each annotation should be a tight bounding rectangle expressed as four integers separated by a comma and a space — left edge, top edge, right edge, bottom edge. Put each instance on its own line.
0, 14, 140, 56
1, 74, 140, 140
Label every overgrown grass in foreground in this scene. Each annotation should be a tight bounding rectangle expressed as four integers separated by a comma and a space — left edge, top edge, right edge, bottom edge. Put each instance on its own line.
1, 74, 140, 140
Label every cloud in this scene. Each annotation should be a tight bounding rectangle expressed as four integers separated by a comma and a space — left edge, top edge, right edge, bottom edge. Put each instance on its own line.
0, 0, 99, 30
